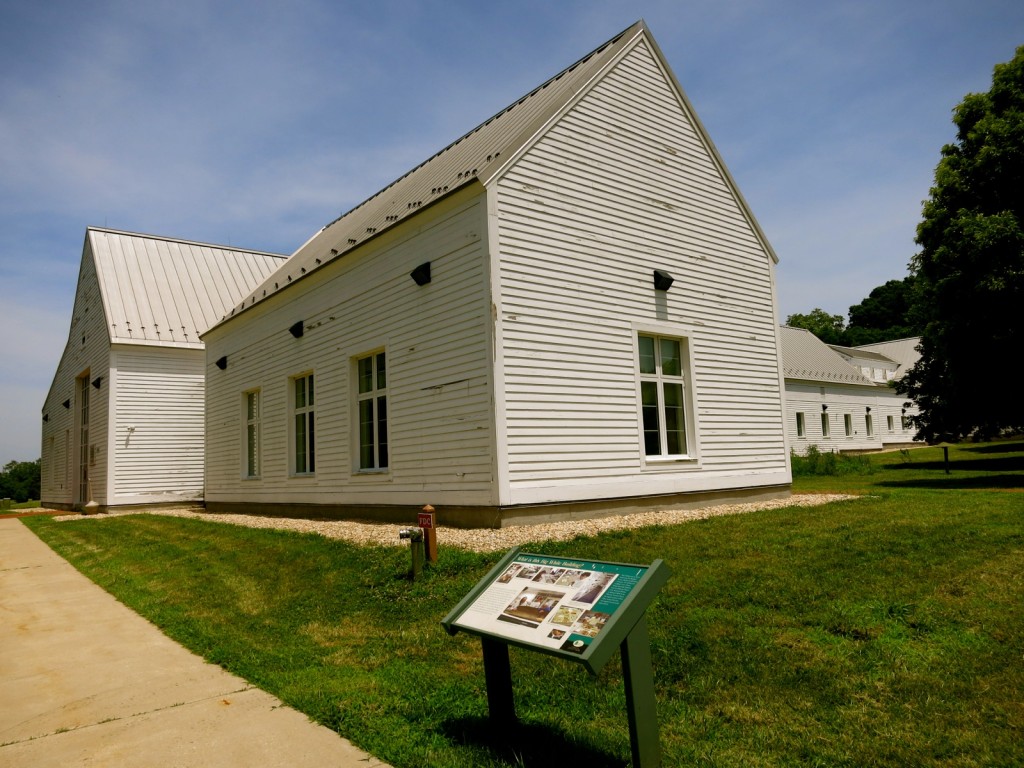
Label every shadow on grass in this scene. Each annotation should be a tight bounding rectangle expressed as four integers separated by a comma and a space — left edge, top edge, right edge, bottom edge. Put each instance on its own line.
440, 716, 625, 768
887, 455, 1024, 474
962, 441, 1024, 454
876, 474, 1024, 490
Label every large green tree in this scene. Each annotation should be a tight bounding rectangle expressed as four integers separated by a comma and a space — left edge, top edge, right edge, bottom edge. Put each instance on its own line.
785, 308, 847, 345
0, 459, 40, 503
844, 275, 922, 346
899, 46, 1024, 442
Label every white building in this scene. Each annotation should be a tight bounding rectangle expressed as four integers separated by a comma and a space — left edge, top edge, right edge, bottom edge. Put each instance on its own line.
40, 228, 286, 511
781, 326, 920, 454
202, 21, 793, 527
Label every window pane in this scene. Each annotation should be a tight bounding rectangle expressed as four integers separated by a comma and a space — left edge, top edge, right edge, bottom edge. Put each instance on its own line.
359, 399, 374, 469
377, 395, 388, 468
307, 413, 315, 472
663, 383, 686, 454
641, 381, 660, 456
358, 357, 373, 394
295, 413, 307, 472
660, 339, 681, 377
294, 378, 306, 409
376, 352, 386, 390
796, 412, 805, 437
307, 374, 314, 406
246, 392, 257, 421
821, 413, 830, 437
246, 424, 258, 476
638, 336, 656, 374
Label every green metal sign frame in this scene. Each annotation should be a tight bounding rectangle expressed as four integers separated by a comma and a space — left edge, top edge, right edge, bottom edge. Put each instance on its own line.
442, 547, 670, 767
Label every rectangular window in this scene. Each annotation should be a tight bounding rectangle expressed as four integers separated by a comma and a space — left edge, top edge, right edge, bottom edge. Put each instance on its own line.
887, 415, 894, 432
638, 334, 690, 458
357, 352, 388, 470
844, 414, 853, 437
821, 412, 830, 438
244, 389, 260, 478
865, 414, 874, 437
292, 374, 315, 474
796, 412, 806, 438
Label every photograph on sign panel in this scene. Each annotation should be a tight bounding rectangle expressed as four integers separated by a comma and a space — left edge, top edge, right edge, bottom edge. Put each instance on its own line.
574, 610, 611, 638
570, 572, 616, 604
549, 605, 583, 627
497, 587, 563, 628
554, 569, 592, 588
496, 563, 523, 583
531, 567, 566, 584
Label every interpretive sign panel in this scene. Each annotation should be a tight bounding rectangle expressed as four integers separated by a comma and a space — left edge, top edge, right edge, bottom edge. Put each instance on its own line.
443, 548, 669, 676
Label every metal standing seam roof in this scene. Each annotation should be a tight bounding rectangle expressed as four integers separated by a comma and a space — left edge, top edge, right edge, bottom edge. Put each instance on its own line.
779, 326, 878, 386
854, 337, 922, 377
88, 228, 288, 347
827, 344, 897, 365
218, 20, 652, 324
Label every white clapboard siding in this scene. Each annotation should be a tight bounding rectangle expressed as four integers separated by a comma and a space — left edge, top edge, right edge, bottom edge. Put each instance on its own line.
108, 346, 205, 503
493, 36, 788, 503
41, 241, 112, 506
204, 190, 497, 507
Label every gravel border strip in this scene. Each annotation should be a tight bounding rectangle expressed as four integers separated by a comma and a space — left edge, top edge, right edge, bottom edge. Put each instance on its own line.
49, 494, 859, 553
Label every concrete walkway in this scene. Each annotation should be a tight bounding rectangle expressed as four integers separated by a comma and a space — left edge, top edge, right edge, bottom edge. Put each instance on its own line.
0, 519, 391, 767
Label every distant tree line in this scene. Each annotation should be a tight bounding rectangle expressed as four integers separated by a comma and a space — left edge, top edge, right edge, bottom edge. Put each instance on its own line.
0, 459, 40, 503
787, 44, 1023, 443
786, 275, 923, 347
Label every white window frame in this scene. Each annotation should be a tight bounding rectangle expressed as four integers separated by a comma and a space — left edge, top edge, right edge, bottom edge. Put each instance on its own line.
290, 372, 315, 476
355, 350, 388, 473
633, 327, 698, 465
887, 415, 895, 432
243, 388, 261, 479
844, 413, 853, 437
865, 414, 873, 437
821, 412, 830, 438
796, 412, 806, 439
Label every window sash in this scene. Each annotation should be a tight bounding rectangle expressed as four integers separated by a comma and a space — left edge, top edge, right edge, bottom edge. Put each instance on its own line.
357, 353, 388, 470
292, 375, 315, 474
638, 334, 688, 458
245, 390, 260, 477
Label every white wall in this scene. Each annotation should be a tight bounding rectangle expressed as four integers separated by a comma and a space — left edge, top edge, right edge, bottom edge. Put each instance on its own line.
492, 37, 790, 504
41, 244, 110, 507
108, 345, 205, 505
204, 189, 497, 508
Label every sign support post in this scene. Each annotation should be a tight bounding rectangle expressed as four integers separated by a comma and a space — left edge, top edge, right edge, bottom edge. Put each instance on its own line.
621, 616, 660, 768
481, 636, 516, 722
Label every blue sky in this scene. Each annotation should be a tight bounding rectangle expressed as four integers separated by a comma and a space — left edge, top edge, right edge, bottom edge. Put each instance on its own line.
1, 0, 1021, 463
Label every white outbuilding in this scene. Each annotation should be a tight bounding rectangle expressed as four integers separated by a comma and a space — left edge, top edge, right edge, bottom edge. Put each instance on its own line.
40, 228, 286, 511
201, 21, 793, 527
781, 326, 920, 454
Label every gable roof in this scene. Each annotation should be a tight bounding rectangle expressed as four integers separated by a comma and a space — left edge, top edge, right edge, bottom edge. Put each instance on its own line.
780, 326, 877, 386
216, 19, 778, 326
87, 228, 287, 348
854, 337, 921, 377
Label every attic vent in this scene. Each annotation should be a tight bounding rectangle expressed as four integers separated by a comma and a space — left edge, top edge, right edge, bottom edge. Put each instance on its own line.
315, 258, 321, 265
301, 267, 306, 274
274, 282, 279, 289
287, 275, 292, 281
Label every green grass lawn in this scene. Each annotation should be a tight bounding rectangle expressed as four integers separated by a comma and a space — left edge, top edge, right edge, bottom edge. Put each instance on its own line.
24, 441, 1024, 767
